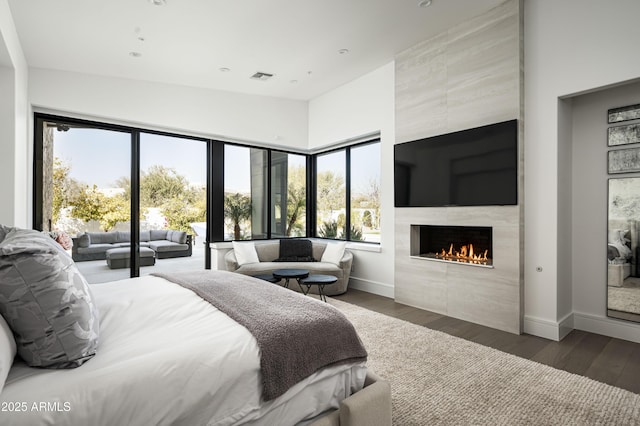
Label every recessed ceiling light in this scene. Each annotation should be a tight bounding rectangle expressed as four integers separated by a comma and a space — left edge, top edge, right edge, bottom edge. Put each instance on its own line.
148, 0, 167, 5
219, 67, 230, 72
338, 48, 349, 55
418, 0, 432, 7
129, 51, 142, 58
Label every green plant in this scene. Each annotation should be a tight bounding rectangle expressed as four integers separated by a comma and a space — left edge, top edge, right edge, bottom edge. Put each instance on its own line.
224, 193, 252, 240
318, 220, 339, 238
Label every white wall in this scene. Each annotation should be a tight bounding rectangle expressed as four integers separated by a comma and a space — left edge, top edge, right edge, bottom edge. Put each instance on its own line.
0, 0, 28, 227
308, 62, 395, 297
524, 0, 640, 339
29, 68, 309, 150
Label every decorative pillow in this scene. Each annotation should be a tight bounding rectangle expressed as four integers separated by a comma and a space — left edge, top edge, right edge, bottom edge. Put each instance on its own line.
276, 239, 316, 262
232, 241, 260, 266
321, 241, 347, 265
76, 233, 90, 248
0, 227, 100, 369
171, 231, 188, 244
0, 314, 16, 393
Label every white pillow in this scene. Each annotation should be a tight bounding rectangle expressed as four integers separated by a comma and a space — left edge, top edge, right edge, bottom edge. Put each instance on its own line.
321, 241, 347, 265
232, 241, 260, 266
0, 314, 17, 393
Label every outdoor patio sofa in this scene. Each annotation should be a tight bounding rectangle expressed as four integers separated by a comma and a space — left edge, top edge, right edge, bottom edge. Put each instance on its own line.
71, 230, 192, 262
224, 239, 353, 295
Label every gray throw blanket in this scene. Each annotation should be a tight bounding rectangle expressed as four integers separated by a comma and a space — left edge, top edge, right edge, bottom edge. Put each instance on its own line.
153, 270, 367, 401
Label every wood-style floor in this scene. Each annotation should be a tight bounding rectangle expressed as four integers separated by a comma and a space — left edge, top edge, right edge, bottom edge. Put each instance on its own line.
334, 289, 640, 394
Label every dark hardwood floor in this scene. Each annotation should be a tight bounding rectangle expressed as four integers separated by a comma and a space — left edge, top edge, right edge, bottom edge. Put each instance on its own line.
334, 289, 640, 394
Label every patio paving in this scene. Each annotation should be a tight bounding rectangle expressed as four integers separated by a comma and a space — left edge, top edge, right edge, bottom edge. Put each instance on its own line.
79, 243, 206, 284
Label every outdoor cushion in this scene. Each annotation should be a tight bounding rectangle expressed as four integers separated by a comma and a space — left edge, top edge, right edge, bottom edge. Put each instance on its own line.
88, 232, 117, 244
77, 233, 90, 248
150, 230, 168, 241
148, 240, 189, 253
140, 230, 151, 242
116, 231, 130, 243
76, 243, 116, 254
0, 227, 99, 368
170, 231, 188, 244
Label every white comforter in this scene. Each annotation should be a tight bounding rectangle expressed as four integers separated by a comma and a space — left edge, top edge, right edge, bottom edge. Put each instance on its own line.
0, 275, 366, 425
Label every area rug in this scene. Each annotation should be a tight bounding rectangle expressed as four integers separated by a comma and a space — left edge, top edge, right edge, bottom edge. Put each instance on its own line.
329, 298, 640, 425
608, 278, 640, 314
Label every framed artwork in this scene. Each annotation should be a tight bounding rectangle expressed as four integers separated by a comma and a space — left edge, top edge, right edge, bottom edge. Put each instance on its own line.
608, 123, 640, 147
608, 104, 640, 124
609, 147, 640, 174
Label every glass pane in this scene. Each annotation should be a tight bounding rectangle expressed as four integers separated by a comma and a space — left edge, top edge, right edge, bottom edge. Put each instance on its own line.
316, 150, 346, 240
224, 145, 267, 240
271, 152, 307, 238
46, 122, 131, 283
350, 142, 381, 243
140, 133, 207, 276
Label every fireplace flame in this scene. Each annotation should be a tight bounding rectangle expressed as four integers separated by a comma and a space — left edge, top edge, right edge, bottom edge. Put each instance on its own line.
436, 243, 490, 265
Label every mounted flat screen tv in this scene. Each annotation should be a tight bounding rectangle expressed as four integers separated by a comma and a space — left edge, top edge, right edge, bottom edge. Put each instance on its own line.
394, 119, 518, 207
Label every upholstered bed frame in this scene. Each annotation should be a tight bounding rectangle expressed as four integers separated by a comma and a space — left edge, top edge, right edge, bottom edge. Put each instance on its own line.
310, 372, 392, 426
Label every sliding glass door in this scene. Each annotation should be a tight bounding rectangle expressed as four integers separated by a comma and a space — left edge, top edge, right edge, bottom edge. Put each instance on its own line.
40, 120, 132, 282
139, 132, 207, 275
35, 116, 211, 283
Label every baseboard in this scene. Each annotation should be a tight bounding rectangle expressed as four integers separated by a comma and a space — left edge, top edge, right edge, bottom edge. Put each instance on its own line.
348, 276, 394, 299
523, 315, 564, 341
573, 311, 640, 344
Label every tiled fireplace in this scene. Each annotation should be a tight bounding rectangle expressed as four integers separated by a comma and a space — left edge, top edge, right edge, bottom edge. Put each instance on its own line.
394, 206, 522, 334
410, 225, 493, 267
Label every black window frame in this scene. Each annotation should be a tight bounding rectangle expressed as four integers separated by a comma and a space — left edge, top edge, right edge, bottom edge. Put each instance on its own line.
312, 138, 381, 244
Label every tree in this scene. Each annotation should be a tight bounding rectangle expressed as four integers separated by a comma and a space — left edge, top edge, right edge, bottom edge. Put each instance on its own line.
316, 171, 345, 214
140, 165, 196, 207
224, 193, 251, 240
52, 158, 83, 224
69, 185, 129, 231
163, 190, 206, 233
286, 165, 306, 236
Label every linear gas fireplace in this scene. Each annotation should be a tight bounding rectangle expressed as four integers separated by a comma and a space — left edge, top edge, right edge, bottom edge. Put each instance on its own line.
410, 225, 493, 267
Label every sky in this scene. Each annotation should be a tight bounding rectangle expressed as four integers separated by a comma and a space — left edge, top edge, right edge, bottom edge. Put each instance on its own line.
53, 126, 379, 193
54, 128, 208, 188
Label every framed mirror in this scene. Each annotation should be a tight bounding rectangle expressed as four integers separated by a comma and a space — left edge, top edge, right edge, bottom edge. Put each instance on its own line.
607, 177, 640, 322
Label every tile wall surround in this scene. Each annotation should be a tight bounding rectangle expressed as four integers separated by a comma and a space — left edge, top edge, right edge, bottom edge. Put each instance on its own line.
394, 0, 524, 334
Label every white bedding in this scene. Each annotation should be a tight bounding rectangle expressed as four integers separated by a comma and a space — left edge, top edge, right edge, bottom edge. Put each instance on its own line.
0, 275, 366, 425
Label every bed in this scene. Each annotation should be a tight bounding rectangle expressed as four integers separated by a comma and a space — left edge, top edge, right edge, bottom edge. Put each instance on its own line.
0, 226, 391, 426
608, 225, 636, 287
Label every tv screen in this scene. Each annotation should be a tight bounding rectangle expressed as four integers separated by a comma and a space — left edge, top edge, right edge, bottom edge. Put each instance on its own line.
394, 119, 518, 207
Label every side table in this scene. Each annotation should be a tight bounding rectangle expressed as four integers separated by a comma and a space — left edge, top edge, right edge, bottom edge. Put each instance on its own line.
272, 268, 309, 290
299, 274, 338, 302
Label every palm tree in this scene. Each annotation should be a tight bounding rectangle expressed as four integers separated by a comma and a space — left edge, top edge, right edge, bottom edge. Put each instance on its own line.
224, 193, 251, 240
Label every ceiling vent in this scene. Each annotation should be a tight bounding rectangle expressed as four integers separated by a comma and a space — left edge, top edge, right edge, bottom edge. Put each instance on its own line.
250, 72, 274, 81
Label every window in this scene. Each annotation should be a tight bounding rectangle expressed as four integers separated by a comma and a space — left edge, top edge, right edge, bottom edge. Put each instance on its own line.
316, 150, 346, 239
350, 142, 381, 243
314, 140, 381, 243
224, 145, 268, 240
271, 152, 307, 238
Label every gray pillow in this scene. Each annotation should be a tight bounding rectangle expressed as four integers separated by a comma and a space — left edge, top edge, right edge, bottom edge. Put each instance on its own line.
76, 233, 90, 248
150, 230, 168, 241
0, 227, 100, 369
171, 231, 187, 244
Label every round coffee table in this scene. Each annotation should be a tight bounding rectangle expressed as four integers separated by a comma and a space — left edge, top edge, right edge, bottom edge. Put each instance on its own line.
272, 268, 309, 289
251, 273, 280, 283
299, 274, 338, 302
